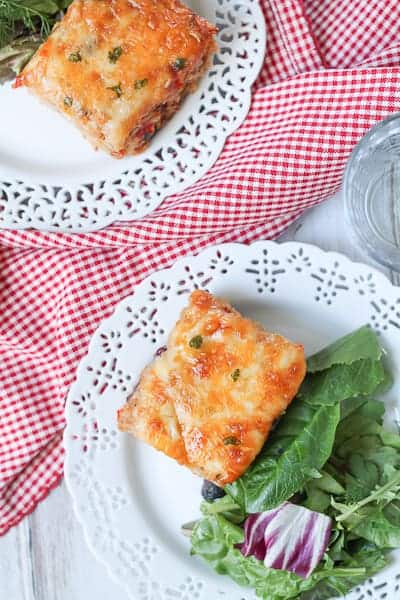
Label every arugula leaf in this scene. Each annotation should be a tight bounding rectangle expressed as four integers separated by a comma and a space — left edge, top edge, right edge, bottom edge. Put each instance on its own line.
226, 402, 341, 513
332, 399, 400, 501
350, 501, 400, 548
307, 326, 382, 373
331, 471, 400, 548
309, 396, 400, 549
298, 359, 386, 406
334, 470, 400, 518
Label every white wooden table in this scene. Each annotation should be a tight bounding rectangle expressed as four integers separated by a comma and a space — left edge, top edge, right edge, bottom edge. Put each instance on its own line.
0, 192, 394, 600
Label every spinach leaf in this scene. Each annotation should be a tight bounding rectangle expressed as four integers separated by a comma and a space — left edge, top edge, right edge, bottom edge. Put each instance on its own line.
298, 359, 386, 406
381, 430, 400, 449
340, 397, 385, 422
307, 326, 382, 373
226, 402, 340, 512
303, 471, 344, 512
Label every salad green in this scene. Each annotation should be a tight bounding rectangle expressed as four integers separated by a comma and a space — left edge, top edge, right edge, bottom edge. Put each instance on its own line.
0, 1, 72, 82
191, 514, 386, 600
226, 402, 341, 513
189, 326, 400, 599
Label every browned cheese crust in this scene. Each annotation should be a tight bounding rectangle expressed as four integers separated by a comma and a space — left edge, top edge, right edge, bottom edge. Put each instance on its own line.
17, 0, 217, 156
117, 290, 306, 485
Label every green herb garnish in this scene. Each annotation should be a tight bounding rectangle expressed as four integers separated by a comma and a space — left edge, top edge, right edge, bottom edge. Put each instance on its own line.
63, 95, 73, 107
134, 78, 148, 90
108, 82, 122, 98
171, 57, 186, 71
231, 368, 240, 381
68, 50, 81, 62
189, 335, 203, 349
223, 436, 240, 446
108, 46, 122, 63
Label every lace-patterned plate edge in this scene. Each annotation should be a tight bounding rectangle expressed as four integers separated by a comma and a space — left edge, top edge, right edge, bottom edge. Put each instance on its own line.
64, 241, 400, 600
0, 0, 266, 233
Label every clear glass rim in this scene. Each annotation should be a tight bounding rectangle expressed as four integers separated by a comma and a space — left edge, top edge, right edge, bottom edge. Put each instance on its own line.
343, 112, 400, 272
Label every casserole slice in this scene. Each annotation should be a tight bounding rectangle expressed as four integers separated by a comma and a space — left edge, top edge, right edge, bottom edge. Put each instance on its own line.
118, 291, 306, 485
17, 0, 217, 157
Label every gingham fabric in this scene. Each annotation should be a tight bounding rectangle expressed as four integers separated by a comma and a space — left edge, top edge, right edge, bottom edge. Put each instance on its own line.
1, 0, 400, 536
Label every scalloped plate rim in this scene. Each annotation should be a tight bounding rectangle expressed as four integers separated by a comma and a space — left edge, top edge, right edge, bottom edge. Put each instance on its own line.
0, 0, 266, 233
64, 240, 400, 600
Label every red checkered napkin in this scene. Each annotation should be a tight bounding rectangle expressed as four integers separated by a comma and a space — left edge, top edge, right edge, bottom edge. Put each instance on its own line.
1, 0, 400, 535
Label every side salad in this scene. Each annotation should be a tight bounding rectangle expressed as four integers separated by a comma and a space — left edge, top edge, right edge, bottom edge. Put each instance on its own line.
0, 1, 71, 83
187, 326, 400, 599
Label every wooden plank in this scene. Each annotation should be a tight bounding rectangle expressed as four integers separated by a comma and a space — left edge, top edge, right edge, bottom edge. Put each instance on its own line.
28, 482, 128, 600
280, 193, 374, 264
0, 517, 34, 600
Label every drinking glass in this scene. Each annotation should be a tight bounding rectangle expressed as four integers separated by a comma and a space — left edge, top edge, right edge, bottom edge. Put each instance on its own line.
344, 114, 400, 271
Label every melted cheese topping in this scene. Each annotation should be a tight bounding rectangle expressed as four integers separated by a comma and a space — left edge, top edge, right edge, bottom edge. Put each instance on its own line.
118, 290, 306, 485
19, 0, 217, 155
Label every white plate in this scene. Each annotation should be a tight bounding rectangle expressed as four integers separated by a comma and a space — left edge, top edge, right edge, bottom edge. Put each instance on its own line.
64, 241, 400, 600
0, 0, 265, 233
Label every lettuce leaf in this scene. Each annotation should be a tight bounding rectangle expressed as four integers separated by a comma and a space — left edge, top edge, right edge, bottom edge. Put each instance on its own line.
191, 515, 382, 600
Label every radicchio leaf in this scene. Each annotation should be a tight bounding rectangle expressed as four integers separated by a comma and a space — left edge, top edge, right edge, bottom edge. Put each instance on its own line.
238, 502, 332, 578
